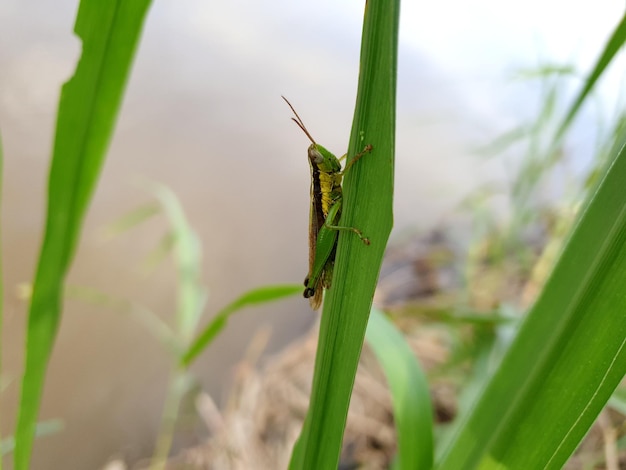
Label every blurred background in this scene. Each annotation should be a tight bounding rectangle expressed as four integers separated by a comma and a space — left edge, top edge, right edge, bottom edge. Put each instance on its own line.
0, 0, 625, 468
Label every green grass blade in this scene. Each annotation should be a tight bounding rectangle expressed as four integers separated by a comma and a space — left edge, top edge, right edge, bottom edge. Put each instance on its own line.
290, 1, 398, 468
181, 284, 302, 367
64, 285, 182, 354
102, 202, 160, 238
152, 185, 206, 343
555, 11, 626, 140
2, 420, 64, 457
141, 232, 176, 273
608, 387, 626, 416
437, 135, 626, 469
366, 308, 434, 470
14, 2, 152, 468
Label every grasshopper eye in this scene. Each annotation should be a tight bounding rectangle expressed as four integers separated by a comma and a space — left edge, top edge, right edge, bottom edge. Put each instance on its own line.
308, 145, 324, 164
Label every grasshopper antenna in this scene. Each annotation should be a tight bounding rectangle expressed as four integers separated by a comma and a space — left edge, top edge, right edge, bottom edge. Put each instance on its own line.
282, 95, 316, 145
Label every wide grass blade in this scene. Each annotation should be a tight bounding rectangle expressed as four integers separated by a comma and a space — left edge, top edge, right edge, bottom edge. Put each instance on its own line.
14, 2, 152, 468
290, 1, 399, 468
181, 284, 302, 367
366, 308, 434, 470
436, 134, 626, 469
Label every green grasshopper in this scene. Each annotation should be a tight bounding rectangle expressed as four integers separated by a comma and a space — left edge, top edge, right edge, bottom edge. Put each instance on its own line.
282, 96, 372, 310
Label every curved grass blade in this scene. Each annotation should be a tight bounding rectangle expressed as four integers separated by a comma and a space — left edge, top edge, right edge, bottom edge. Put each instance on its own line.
14, 2, 152, 468
102, 202, 160, 239
436, 135, 626, 469
366, 308, 434, 470
290, 0, 399, 468
181, 284, 302, 367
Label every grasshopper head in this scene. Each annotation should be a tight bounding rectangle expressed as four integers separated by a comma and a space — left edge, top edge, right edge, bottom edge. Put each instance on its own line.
309, 144, 342, 173
308, 144, 324, 166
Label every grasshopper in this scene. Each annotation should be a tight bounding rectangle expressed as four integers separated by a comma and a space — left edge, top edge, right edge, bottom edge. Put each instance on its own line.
282, 96, 372, 310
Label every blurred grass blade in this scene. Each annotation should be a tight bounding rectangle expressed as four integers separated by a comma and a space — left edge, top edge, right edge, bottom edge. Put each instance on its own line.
555, 11, 626, 140
65, 284, 182, 354
181, 284, 302, 367
608, 387, 626, 416
474, 125, 529, 158
437, 133, 626, 469
14, 2, 152, 468
2, 420, 64, 457
102, 202, 160, 238
513, 64, 576, 80
290, 1, 398, 468
152, 185, 206, 343
366, 308, 434, 470
143, 185, 209, 469
142, 232, 176, 273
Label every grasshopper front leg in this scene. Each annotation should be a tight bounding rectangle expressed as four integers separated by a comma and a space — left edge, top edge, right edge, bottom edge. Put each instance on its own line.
339, 144, 373, 176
